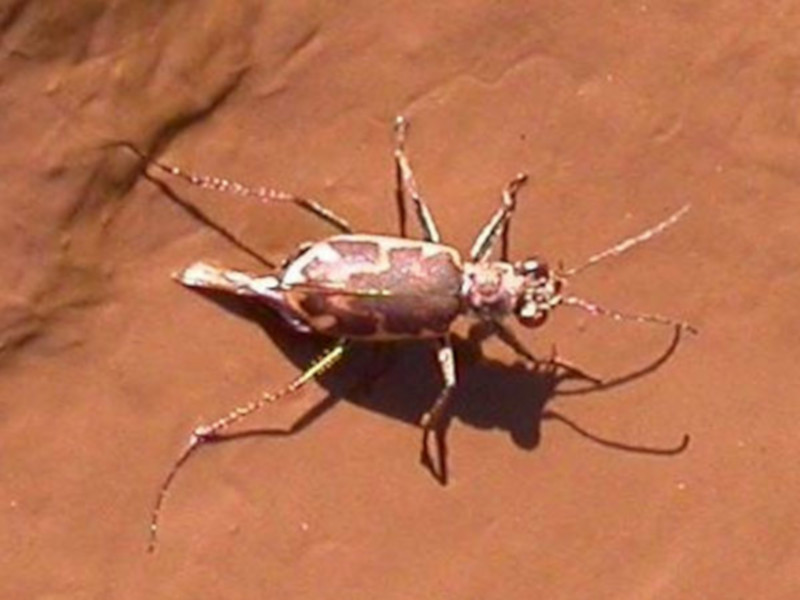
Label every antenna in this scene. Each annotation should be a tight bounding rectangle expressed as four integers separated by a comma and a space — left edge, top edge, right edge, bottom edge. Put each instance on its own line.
563, 204, 691, 277
562, 295, 697, 334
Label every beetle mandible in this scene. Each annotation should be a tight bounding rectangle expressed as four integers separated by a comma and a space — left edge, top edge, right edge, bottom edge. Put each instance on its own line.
144, 117, 695, 551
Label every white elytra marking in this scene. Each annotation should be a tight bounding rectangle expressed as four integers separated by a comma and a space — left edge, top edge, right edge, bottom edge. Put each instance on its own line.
177, 262, 281, 298
283, 234, 463, 288
221, 271, 258, 288
248, 275, 281, 294
282, 242, 342, 285
177, 262, 225, 287
331, 234, 462, 262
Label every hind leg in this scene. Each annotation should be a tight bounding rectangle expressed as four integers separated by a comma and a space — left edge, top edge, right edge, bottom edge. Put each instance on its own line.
148, 339, 348, 551
145, 153, 353, 233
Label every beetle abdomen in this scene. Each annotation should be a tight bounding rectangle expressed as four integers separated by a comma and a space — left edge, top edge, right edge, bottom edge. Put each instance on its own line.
282, 235, 463, 339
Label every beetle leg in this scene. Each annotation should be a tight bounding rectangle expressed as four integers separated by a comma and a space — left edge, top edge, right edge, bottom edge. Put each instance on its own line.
148, 339, 348, 552
492, 320, 602, 384
420, 336, 457, 483
176, 261, 313, 333
469, 173, 528, 262
421, 337, 457, 428
144, 153, 353, 233
393, 119, 408, 238
393, 116, 442, 243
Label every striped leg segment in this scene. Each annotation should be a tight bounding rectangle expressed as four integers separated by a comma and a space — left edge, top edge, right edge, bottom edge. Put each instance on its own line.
147, 155, 353, 233
147, 340, 348, 552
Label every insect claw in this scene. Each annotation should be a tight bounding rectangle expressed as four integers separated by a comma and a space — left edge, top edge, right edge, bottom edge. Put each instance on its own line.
419, 412, 433, 429
681, 322, 699, 335
394, 115, 409, 149
394, 114, 407, 132
511, 172, 529, 188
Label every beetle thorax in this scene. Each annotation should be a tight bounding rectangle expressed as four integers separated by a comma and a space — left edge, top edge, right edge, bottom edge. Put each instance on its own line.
461, 261, 525, 319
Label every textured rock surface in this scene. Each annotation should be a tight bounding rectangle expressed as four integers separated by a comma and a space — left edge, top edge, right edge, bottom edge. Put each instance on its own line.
2, 2, 799, 598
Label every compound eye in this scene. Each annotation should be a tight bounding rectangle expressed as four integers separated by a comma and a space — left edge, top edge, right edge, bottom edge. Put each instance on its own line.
518, 310, 548, 328
517, 300, 548, 328
519, 258, 550, 281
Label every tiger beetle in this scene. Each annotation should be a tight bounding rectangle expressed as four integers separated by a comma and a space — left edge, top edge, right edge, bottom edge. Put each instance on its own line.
144, 116, 695, 551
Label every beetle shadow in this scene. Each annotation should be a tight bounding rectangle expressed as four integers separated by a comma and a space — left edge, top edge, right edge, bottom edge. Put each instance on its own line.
182, 287, 690, 484
448, 325, 690, 455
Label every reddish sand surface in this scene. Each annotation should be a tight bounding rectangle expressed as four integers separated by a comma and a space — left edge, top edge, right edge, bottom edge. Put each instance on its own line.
2, 2, 799, 598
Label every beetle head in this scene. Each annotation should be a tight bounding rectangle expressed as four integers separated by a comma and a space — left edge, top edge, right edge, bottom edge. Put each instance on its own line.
511, 204, 697, 334
513, 257, 564, 328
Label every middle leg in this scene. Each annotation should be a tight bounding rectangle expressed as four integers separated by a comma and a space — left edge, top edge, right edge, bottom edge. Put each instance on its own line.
420, 335, 457, 483
393, 116, 442, 243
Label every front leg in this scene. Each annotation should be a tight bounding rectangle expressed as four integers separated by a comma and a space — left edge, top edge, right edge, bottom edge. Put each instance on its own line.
420, 336, 457, 483
469, 173, 528, 262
